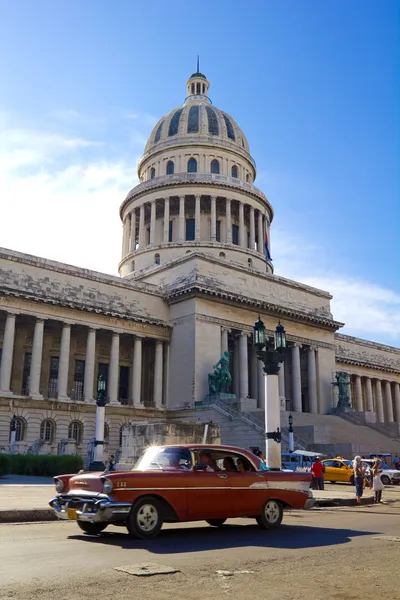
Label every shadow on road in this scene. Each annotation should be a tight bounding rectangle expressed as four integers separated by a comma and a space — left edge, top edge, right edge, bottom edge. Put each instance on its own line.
69, 522, 377, 554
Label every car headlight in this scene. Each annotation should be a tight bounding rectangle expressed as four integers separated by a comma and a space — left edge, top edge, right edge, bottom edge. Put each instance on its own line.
102, 478, 113, 494
55, 478, 64, 493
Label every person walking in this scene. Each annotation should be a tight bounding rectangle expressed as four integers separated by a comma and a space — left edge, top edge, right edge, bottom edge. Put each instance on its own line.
372, 458, 384, 503
311, 456, 325, 490
353, 455, 365, 505
393, 455, 399, 470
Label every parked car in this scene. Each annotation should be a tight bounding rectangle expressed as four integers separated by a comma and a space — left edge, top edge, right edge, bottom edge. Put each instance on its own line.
361, 459, 400, 486
50, 444, 314, 539
282, 450, 323, 472
321, 458, 354, 484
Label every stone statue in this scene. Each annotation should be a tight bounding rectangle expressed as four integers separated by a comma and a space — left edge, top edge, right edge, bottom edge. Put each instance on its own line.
335, 371, 351, 409
208, 351, 232, 394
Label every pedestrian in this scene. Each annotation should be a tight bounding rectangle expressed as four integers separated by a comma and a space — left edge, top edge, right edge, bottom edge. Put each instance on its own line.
108, 454, 116, 472
353, 455, 365, 505
311, 456, 325, 490
372, 459, 384, 503
393, 455, 399, 470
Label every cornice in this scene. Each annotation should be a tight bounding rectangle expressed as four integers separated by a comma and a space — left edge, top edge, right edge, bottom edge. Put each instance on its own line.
335, 356, 400, 376
335, 332, 400, 355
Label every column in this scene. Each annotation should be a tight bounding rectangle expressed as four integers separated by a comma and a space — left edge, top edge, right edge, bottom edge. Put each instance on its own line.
239, 331, 249, 399
291, 344, 302, 412
195, 195, 201, 241
131, 335, 143, 407
150, 200, 156, 244
257, 359, 265, 409
163, 197, 170, 243
365, 377, 373, 411
239, 202, 245, 247
0, 312, 16, 395
154, 340, 163, 408
225, 198, 232, 243
249, 206, 255, 250
221, 328, 229, 355
375, 379, 384, 422
29, 318, 45, 399
129, 211, 136, 253
384, 380, 394, 423
84, 328, 96, 401
138, 204, 145, 249
179, 195, 185, 241
163, 342, 170, 407
210, 196, 216, 242
108, 332, 120, 404
354, 375, 363, 412
394, 383, 400, 422
122, 216, 130, 257
307, 347, 318, 414
233, 339, 239, 398
57, 323, 71, 400
278, 360, 285, 403
257, 211, 263, 254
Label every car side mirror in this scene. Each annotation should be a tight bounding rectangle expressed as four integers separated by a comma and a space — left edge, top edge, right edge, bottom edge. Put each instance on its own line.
193, 463, 208, 471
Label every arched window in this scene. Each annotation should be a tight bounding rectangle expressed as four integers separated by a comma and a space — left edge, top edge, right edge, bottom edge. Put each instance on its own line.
168, 108, 183, 136
248, 258, 253, 268
219, 252, 226, 258
223, 114, 235, 141
68, 421, 83, 445
40, 419, 55, 443
131, 260, 135, 272
10, 417, 26, 442
187, 158, 197, 173
154, 121, 163, 144
206, 106, 219, 135
231, 165, 238, 178
166, 160, 174, 175
154, 253, 160, 265
104, 423, 109, 440
187, 105, 199, 133
246, 174, 250, 183
150, 167, 156, 179
210, 159, 220, 174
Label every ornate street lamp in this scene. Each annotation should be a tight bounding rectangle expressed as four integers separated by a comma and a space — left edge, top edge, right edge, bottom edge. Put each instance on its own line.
89, 375, 107, 472
288, 413, 295, 453
253, 316, 287, 470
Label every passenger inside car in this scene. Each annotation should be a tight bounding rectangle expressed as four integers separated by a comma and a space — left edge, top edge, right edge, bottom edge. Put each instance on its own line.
223, 457, 238, 472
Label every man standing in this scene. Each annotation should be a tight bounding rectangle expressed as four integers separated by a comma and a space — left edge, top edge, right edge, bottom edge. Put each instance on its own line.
393, 455, 399, 470
311, 456, 325, 490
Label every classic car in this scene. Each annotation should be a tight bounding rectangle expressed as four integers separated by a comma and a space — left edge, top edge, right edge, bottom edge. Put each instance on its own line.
321, 458, 355, 484
49, 444, 314, 539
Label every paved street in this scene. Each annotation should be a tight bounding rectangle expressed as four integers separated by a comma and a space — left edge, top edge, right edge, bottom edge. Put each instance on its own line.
0, 504, 399, 600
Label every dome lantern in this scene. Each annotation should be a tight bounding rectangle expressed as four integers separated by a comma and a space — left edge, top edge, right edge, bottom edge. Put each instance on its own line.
185, 56, 211, 104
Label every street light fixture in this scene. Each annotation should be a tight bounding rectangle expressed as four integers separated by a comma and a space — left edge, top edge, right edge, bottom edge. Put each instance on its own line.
88, 375, 107, 472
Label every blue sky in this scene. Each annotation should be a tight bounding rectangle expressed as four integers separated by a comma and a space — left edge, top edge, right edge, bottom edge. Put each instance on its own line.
0, 0, 399, 345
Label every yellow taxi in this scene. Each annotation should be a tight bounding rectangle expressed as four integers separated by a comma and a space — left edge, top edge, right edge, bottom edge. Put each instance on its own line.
321, 457, 354, 485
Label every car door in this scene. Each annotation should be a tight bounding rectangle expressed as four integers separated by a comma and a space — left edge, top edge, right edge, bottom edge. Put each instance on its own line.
322, 460, 335, 481
222, 452, 265, 517
185, 465, 229, 520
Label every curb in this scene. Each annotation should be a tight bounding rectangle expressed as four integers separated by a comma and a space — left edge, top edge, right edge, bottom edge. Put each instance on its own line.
0, 509, 57, 523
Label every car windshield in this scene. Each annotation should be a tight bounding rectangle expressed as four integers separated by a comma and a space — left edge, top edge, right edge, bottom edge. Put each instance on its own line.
133, 446, 192, 471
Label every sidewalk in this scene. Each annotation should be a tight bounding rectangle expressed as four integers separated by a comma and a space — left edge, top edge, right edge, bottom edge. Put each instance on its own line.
1, 476, 399, 523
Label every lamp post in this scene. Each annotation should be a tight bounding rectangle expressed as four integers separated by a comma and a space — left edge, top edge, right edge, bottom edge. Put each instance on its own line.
9, 414, 17, 454
89, 375, 107, 472
253, 316, 287, 470
288, 414, 295, 453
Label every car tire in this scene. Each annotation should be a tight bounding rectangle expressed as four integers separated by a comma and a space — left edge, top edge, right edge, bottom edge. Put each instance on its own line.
256, 500, 283, 530
77, 521, 108, 535
350, 475, 355, 486
206, 519, 227, 527
127, 496, 164, 540
381, 475, 390, 485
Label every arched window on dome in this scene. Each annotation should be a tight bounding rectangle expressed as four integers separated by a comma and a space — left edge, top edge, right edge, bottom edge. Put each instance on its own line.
187, 105, 199, 133
166, 160, 174, 175
154, 253, 160, 265
210, 159, 220, 174
223, 115, 236, 141
68, 420, 83, 445
187, 158, 197, 173
168, 108, 183, 136
154, 121, 164, 144
231, 165, 238, 179
206, 106, 219, 136
150, 167, 156, 179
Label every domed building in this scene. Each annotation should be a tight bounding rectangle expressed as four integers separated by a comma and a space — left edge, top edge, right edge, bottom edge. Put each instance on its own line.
0, 69, 399, 462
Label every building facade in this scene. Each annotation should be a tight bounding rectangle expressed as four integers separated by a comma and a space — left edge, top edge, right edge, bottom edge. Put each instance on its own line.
1, 69, 399, 459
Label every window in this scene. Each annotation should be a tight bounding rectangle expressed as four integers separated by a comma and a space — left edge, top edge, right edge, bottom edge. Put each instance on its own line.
150, 167, 155, 179
246, 174, 250, 183
166, 160, 174, 175
21, 352, 31, 394
186, 218, 195, 241
40, 419, 55, 443
231, 165, 238, 178
216, 220, 221, 242
168, 108, 183, 136
119, 366, 129, 405
168, 220, 173, 242
210, 159, 220, 174
187, 157, 197, 173
154, 253, 160, 265
68, 421, 83, 445
71, 359, 84, 401
196, 82, 200, 94
232, 224, 239, 245
248, 258, 253, 268
205, 106, 219, 135
48, 356, 59, 398
191, 83, 194, 94
154, 121, 163, 144
219, 252, 226, 258
187, 105, 199, 133
10, 417, 26, 442
223, 114, 235, 140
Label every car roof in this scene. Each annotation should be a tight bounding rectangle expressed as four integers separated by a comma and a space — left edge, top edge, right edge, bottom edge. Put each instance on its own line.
146, 444, 260, 464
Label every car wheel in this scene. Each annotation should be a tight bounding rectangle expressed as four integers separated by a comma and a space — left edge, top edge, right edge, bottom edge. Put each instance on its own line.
256, 500, 283, 530
381, 475, 390, 485
127, 496, 164, 540
350, 475, 355, 486
77, 521, 108, 535
206, 519, 227, 527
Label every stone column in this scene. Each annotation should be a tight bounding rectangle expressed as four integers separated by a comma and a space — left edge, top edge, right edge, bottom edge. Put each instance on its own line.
375, 379, 384, 422
257, 359, 265, 409
84, 328, 96, 402
365, 377, 373, 411
394, 382, 400, 422
210, 196, 216, 242
257, 211, 263, 254
239, 331, 249, 399
163, 197, 170, 243
154, 340, 163, 408
163, 342, 170, 408
195, 195, 201, 241
0, 312, 17, 395
225, 199, 232, 243
108, 332, 120, 404
221, 328, 229, 355
138, 204, 145, 249
239, 202, 245, 247
278, 360, 285, 403
354, 375, 363, 411
307, 347, 318, 414
384, 380, 394, 423
291, 344, 302, 412
249, 206, 255, 250
131, 335, 143, 407
129, 211, 136, 253
57, 323, 71, 400
29, 318, 45, 399
233, 339, 239, 398
150, 200, 156, 244
251, 345, 258, 401
122, 216, 130, 257
179, 195, 185, 241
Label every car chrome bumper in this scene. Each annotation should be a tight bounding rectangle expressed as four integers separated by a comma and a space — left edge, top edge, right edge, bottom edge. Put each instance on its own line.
49, 495, 132, 523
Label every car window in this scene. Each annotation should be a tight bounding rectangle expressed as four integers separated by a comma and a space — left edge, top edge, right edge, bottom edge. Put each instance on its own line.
323, 460, 334, 467
134, 446, 192, 471
333, 462, 343, 468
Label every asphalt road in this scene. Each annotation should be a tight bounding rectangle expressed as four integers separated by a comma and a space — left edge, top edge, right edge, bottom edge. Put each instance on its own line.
0, 505, 399, 600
